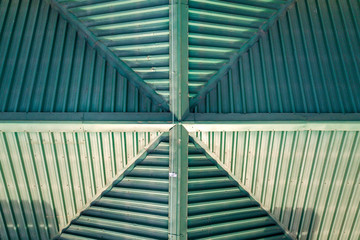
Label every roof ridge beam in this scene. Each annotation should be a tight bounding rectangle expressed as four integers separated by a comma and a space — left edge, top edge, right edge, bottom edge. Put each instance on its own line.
170, 0, 189, 120
0, 112, 173, 122
184, 113, 360, 122
169, 124, 188, 239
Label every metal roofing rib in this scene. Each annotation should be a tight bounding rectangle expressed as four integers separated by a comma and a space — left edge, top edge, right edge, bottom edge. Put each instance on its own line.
58, 136, 170, 240
187, 140, 291, 239
0, 0, 166, 112
191, 0, 360, 113
194, 129, 360, 239
57, 0, 171, 102
188, 0, 291, 97
0, 130, 161, 239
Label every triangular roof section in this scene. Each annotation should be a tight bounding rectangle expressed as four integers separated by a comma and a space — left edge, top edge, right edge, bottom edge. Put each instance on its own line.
57, 135, 291, 239
50, 0, 171, 107
187, 137, 291, 239
0, 125, 163, 239
188, 0, 294, 99
0, 0, 169, 112
58, 134, 170, 239
190, 0, 360, 113
190, 127, 360, 239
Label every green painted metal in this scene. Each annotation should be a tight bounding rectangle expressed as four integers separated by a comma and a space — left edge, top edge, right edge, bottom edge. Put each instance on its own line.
0, 112, 174, 122
192, 0, 360, 113
51, 0, 171, 106
57, 134, 169, 240
187, 137, 292, 239
170, 0, 189, 120
184, 121, 360, 132
193, 130, 360, 239
185, 113, 360, 122
187, 0, 295, 98
0, 128, 162, 239
169, 124, 188, 239
0, 0, 359, 239
0, 0, 166, 113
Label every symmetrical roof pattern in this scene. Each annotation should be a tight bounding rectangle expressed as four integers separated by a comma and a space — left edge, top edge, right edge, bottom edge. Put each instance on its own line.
0, 0, 359, 239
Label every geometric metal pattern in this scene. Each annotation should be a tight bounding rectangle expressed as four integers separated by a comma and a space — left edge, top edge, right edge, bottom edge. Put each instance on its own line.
0, 0, 359, 239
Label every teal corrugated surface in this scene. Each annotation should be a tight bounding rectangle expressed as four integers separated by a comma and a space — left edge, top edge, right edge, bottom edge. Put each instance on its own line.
187, 140, 290, 239
57, 0, 170, 101
192, 0, 360, 113
188, 0, 290, 97
59, 138, 169, 240
195, 130, 360, 239
0, 130, 161, 239
0, 0, 163, 112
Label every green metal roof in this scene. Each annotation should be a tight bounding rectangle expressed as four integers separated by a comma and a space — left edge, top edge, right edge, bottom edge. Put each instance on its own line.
191, 0, 360, 113
0, 0, 359, 239
0, 128, 161, 239
192, 129, 360, 239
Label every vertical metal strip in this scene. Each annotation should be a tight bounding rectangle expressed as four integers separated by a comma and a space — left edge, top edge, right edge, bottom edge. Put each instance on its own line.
169, 124, 188, 239
170, 0, 189, 120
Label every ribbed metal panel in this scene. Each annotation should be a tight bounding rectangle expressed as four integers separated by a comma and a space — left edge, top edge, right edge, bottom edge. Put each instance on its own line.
0, 130, 161, 239
194, 130, 360, 239
188, 0, 291, 97
0, 0, 163, 112
187, 140, 290, 239
56, 0, 170, 101
192, 0, 360, 113
59, 137, 169, 240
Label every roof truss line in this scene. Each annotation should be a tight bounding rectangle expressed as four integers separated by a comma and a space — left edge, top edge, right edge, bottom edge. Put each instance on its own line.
45, 0, 170, 111
0, 112, 174, 122
169, 124, 188, 239
55, 132, 169, 237
170, 0, 189, 120
188, 0, 298, 109
188, 133, 296, 240
1, 113, 360, 123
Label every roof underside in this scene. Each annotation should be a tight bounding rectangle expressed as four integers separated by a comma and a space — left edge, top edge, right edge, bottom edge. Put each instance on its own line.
0, 0, 359, 239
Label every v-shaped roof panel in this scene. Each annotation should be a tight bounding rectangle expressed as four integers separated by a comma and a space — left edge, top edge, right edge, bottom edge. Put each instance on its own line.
56, 0, 171, 102
58, 136, 290, 239
191, 0, 360, 113
0, 127, 161, 239
188, 0, 292, 97
0, 0, 166, 113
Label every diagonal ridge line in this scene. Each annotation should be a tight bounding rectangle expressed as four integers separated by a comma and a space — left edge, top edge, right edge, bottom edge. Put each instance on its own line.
189, 0, 298, 109
45, 0, 170, 111
189, 133, 297, 240
54, 132, 169, 237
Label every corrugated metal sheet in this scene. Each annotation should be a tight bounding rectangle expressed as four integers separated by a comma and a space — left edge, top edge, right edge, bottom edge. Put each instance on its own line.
192, 0, 360, 113
56, 0, 170, 101
58, 138, 169, 240
194, 130, 360, 239
0, 0, 164, 112
0, 130, 161, 239
188, 0, 291, 97
187, 140, 290, 239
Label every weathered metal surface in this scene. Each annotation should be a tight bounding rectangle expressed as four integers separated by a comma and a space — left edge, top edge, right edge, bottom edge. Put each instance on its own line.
169, 124, 188, 239
194, 130, 360, 239
170, 0, 189, 120
58, 136, 169, 240
0, 0, 164, 113
0, 129, 161, 239
187, 0, 293, 98
187, 138, 291, 239
55, 0, 171, 102
191, 0, 360, 113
